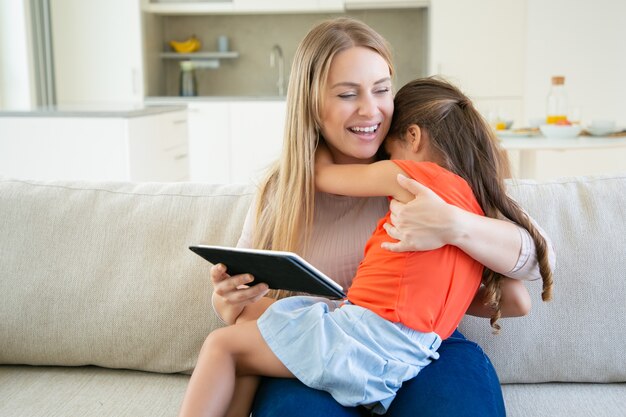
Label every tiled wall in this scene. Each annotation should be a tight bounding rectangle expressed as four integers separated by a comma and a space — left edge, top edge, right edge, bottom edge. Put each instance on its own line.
146, 9, 427, 97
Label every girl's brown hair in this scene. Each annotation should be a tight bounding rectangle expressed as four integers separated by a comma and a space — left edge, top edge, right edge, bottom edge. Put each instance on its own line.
389, 77, 553, 331
253, 18, 393, 299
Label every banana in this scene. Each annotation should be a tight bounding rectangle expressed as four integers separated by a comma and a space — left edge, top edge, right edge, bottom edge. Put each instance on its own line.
169, 35, 201, 54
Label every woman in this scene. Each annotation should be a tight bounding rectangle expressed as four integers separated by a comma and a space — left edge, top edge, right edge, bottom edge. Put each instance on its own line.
211, 17, 554, 417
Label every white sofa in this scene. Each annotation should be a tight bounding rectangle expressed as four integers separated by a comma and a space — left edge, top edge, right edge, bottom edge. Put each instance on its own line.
1, 174, 625, 417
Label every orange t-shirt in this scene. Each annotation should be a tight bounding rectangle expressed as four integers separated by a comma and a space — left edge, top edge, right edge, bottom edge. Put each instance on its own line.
346, 161, 485, 339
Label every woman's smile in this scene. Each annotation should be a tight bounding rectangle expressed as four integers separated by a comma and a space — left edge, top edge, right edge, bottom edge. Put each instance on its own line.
348, 122, 382, 142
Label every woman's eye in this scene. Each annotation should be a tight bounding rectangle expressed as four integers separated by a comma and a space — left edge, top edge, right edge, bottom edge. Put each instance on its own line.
375, 87, 391, 94
338, 93, 356, 99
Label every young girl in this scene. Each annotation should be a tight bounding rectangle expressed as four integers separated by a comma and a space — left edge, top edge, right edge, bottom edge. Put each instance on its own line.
178, 77, 553, 417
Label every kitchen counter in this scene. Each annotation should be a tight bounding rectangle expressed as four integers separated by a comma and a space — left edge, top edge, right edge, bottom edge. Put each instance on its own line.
499, 135, 626, 150
0, 105, 189, 182
0, 104, 186, 118
498, 134, 626, 178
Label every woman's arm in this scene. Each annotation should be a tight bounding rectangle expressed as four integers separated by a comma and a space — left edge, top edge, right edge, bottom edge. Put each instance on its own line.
466, 278, 531, 318
211, 203, 272, 325
382, 174, 556, 279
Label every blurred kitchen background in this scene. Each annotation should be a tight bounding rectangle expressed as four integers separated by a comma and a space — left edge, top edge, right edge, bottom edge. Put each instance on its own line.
1, 0, 625, 183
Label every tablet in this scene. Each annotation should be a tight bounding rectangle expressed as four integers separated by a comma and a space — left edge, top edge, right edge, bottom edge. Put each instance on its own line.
189, 245, 346, 298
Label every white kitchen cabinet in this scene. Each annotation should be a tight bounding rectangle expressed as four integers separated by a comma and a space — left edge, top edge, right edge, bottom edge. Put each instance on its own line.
234, 0, 343, 13
186, 100, 286, 183
344, 0, 428, 10
187, 102, 231, 183
0, 109, 188, 181
127, 110, 189, 181
229, 101, 286, 184
428, 0, 526, 123
142, 0, 343, 14
51, 0, 144, 105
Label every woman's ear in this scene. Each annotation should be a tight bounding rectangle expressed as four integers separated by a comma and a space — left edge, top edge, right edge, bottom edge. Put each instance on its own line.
406, 124, 423, 153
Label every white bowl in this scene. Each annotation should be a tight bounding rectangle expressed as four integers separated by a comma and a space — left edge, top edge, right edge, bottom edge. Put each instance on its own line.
539, 124, 582, 139
587, 120, 616, 136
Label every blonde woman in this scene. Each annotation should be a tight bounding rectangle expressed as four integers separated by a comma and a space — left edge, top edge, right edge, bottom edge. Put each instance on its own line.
207, 18, 554, 417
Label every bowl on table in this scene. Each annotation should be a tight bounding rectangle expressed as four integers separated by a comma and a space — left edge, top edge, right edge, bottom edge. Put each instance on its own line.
539, 124, 582, 139
586, 120, 616, 136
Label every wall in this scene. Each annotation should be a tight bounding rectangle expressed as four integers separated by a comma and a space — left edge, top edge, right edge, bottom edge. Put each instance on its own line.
150, 9, 427, 97
524, 0, 626, 126
0, 0, 36, 110
428, 0, 527, 126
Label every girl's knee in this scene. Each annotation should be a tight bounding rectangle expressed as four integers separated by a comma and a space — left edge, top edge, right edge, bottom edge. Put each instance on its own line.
203, 324, 253, 352
202, 327, 232, 353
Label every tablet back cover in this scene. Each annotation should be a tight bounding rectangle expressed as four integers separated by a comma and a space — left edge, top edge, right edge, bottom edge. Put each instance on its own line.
189, 245, 345, 298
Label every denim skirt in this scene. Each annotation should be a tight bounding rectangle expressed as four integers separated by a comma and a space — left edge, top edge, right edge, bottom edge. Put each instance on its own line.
257, 296, 441, 414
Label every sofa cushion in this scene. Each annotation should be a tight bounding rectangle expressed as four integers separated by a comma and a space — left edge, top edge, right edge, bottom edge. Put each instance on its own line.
459, 174, 626, 383
0, 365, 189, 417
502, 383, 626, 417
0, 178, 254, 373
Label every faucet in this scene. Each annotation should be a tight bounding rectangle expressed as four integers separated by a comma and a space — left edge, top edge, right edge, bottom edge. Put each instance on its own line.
270, 44, 285, 96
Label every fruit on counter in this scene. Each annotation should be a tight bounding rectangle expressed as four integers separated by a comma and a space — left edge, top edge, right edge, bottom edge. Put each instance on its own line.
169, 35, 201, 54
493, 119, 513, 130
546, 115, 568, 124
555, 119, 572, 126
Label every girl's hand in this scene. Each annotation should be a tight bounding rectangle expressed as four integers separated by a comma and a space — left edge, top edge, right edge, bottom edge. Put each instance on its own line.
211, 263, 270, 325
381, 174, 458, 252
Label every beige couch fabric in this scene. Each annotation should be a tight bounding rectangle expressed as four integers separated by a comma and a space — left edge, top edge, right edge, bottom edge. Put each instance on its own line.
0, 178, 254, 373
459, 174, 626, 383
0, 366, 189, 417
1, 174, 626, 417
503, 383, 626, 417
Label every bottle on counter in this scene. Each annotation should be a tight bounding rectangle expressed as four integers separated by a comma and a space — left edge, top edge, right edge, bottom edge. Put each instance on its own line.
179, 60, 197, 97
546, 75, 567, 124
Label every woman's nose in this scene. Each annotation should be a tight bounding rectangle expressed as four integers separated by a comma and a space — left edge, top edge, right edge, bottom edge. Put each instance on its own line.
358, 94, 378, 117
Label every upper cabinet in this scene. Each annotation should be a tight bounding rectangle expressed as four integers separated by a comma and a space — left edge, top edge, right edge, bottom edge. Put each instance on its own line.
141, 0, 344, 14
234, 0, 343, 13
51, 0, 144, 105
141, 0, 427, 14
344, 0, 428, 9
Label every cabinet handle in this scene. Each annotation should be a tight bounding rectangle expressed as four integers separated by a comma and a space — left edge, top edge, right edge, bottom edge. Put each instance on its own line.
172, 119, 187, 125
174, 153, 188, 160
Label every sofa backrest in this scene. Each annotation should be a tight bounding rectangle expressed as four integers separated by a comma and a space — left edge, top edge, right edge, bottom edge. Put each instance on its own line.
2, 174, 625, 384
459, 174, 626, 384
0, 177, 254, 373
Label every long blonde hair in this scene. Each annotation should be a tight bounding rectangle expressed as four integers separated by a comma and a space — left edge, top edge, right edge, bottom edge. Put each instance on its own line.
389, 77, 553, 331
252, 18, 393, 298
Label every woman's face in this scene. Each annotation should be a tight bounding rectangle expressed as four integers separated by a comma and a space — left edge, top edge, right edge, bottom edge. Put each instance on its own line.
320, 46, 393, 164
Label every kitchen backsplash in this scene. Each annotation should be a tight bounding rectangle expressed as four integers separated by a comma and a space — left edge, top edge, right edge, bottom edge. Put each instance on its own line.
144, 9, 427, 97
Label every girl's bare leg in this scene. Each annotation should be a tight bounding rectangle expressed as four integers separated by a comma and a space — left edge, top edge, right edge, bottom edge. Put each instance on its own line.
178, 321, 293, 417
224, 376, 259, 417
